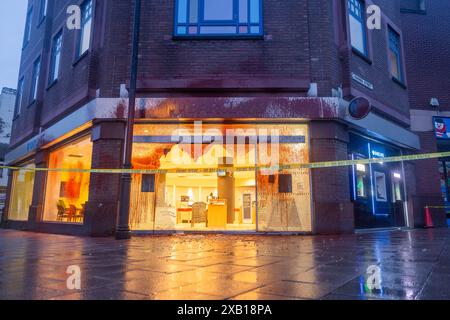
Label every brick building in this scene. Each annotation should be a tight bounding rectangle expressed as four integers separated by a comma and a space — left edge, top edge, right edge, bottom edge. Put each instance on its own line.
0, 87, 17, 220
401, 0, 450, 227
2, 0, 428, 236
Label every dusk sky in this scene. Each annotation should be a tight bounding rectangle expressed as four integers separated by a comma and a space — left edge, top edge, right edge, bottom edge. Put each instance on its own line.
0, 0, 27, 90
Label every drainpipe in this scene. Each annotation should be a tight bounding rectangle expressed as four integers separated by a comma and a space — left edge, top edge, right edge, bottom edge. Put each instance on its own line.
116, 0, 141, 240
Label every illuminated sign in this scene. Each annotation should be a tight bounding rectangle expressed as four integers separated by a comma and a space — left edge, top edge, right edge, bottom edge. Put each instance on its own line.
356, 164, 366, 172
371, 150, 385, 158
434, 117, 450, 139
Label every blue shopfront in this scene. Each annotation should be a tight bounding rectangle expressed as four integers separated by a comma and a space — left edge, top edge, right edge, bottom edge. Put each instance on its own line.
433, 117, 450, 223
349, 133, 406, 229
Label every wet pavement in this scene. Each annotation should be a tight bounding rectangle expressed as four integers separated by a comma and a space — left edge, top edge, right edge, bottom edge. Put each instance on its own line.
0, 228, 449, 300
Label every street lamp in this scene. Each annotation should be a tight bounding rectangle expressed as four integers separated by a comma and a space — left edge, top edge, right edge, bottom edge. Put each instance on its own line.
116, 0, 141, 240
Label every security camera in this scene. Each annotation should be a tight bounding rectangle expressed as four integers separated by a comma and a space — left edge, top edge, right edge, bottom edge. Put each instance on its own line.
430, 98, 440, 108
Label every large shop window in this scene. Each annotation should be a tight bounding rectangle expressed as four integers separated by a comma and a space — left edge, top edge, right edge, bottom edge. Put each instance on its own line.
175, 0, 263, 37
43, 136, 93, 224
130, 123, 312, 233
8, 163, 35, 221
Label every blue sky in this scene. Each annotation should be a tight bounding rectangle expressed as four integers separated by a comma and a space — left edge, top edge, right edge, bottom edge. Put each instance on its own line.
0, 0, 27, 90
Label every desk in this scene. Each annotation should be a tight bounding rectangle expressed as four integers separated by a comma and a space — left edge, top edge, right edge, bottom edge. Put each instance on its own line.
177, 208, 192, 224
207, 201, 227, 228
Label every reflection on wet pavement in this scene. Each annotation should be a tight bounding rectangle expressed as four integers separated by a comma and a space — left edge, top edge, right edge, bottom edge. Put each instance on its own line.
0, 228, 449, 300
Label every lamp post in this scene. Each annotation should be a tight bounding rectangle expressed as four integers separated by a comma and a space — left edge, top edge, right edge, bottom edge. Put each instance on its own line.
116, 0, 141, 240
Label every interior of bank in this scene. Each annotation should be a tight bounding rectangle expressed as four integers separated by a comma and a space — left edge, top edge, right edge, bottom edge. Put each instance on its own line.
129, 123, 312, 232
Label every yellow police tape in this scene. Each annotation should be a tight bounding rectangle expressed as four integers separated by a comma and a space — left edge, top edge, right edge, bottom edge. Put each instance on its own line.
2, 150, 450, 175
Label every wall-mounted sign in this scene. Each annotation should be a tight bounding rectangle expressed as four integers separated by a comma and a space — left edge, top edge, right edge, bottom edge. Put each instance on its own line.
371, 150, 385, 158
434, 117, 450, 139
351, 73, 374, 90
348, 97, 372, 120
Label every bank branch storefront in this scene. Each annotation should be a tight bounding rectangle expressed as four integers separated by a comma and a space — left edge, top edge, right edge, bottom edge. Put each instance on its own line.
3, 97, 420, 236
349, 133, 406, 229
130, 123, 312, 233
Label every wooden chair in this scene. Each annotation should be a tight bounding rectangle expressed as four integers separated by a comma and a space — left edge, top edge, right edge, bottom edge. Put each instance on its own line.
191, 202, 208, 227
74, 204, 85, 223
56, 200, 70, 222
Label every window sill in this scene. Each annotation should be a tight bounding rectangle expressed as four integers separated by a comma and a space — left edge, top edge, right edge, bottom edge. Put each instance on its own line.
73, 50, 89, 67
392, 76, 407, 89
400, 9, 427, 15
172, 34, 264, 41
352, 47, 372, 65
41, 221, 84, 226
46, 79, 58, 91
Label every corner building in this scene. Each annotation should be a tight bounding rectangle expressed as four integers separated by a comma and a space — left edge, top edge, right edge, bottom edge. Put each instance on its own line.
3, 0, 422, 236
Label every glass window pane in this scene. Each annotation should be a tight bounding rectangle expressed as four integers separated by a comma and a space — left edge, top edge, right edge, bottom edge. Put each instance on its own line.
177, 26, 187, 34
51, 33, 62, 82
250, 25, 260, 34
43, 136, 93, 224
349, 15, 365, 54
15, 79, 24, 116
8, 164, 35, 221
188, 26, 198, 34
239, 26, 248, 34
177, 0, 188, 23
189, 0, 198, 23
200, 26, 237, 34
389, 50, 400, 79
239, 0, 248, 23
80, 19, 92, 55
204, 0, 234, 21
53, 51, 61, 81
250, 0, 260, 24
31, 59, 41, 101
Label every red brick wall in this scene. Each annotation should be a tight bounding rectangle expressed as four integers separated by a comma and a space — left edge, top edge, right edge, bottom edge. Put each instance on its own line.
11, 0, 415, 147
342, 0, 410, 122
309, 121, 354, 234
401, 1, 450, 111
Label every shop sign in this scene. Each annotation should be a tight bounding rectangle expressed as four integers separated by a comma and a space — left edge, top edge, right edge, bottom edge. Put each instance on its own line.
351, 73, 374, 90
434, 117, 450, 139
371, 150, 385, 158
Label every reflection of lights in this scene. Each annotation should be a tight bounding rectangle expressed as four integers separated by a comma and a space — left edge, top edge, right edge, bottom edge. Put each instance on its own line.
187, 188, 194, 201
356, 164, 366, 172
393, 172, 401, 179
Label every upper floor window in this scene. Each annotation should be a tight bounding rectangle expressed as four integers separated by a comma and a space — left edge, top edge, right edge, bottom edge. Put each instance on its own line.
388, 27, 404, 83
77, 0, 93, 57
23, 7, 33, 47
400, 0, 426, 13
38, 0, 48, 22
49, 31, 63, 84
30, 57, 41, 103
174, 0, 263, 37
14, 78, 24, 117
348, 0, 367, 56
